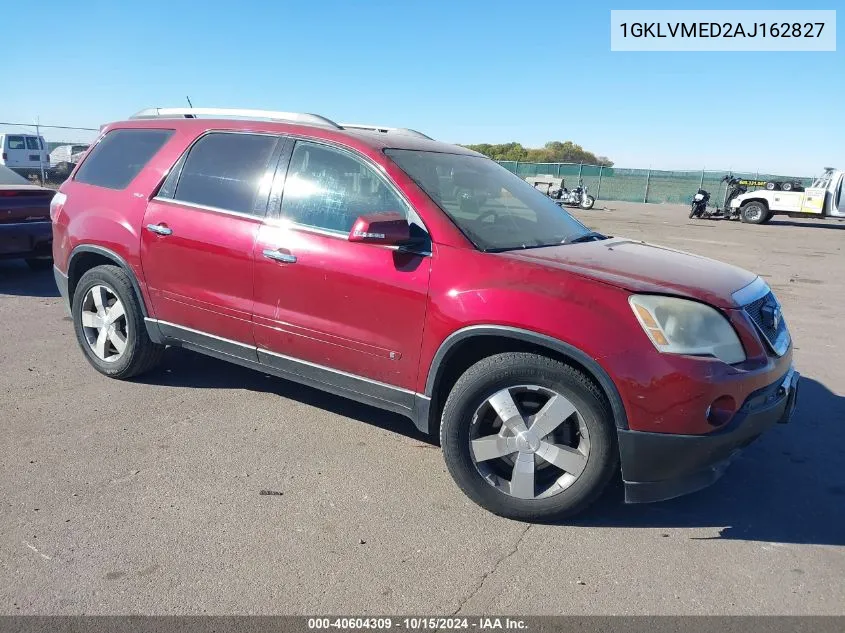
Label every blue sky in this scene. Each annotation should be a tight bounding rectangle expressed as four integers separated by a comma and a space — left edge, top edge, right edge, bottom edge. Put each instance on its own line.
1, 0, 841, 175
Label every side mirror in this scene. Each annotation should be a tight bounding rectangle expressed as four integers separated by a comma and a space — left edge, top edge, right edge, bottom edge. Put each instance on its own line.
348, 212, 411, 246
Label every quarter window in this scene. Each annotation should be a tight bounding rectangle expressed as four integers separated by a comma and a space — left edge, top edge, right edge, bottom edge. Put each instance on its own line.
281, 141, 409, 233
74, 129, 173, 190
173, 133, 278, 215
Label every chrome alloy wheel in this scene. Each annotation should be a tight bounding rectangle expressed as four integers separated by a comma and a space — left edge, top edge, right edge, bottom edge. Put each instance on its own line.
469, 385, 590, 500
80, 285, 128, 362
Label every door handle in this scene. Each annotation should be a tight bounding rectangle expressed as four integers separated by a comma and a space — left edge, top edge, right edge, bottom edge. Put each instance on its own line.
262, 249, 297, 263
146, 223, 173, 236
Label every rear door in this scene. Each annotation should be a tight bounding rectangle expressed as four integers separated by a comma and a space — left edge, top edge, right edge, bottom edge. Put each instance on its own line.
3, 135, 27, 168
252, 139, 431, 397
141, 131, 282, 348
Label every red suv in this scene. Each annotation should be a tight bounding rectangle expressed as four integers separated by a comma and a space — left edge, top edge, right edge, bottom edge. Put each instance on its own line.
51, 108, 799, 521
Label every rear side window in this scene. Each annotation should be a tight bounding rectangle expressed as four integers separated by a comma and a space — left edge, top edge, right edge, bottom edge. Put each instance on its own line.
6, 136, 25, 150
74, 129, 173, 190
25, 137, 41, 150
173, 133, 278, 215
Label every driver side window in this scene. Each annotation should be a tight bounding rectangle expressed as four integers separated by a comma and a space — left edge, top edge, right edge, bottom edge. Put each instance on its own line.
281, 141, 410, 234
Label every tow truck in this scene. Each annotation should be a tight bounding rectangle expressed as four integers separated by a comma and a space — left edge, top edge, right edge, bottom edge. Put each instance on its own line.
730, 167, 845, 224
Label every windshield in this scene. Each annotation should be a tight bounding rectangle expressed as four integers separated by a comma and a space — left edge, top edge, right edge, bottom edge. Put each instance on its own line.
385, 149, 591, 251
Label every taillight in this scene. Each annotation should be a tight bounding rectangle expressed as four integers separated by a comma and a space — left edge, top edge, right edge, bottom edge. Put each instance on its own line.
50, 192, 67, 222
2, 153, 6, 160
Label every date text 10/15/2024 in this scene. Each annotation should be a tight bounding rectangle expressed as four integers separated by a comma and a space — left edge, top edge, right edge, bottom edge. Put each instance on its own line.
307, 617, 528, 630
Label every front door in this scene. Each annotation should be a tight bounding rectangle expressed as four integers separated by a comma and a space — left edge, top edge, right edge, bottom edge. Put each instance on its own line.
253, 140, 431, 402
141, 132, 281, 347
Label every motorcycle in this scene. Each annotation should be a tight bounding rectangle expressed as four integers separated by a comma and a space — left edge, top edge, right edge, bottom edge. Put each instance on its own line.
688, 188, 711, 218
552, 178, 596, 210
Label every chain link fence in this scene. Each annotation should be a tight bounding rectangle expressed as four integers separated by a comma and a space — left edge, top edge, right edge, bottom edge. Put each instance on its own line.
498, 161, 813, 207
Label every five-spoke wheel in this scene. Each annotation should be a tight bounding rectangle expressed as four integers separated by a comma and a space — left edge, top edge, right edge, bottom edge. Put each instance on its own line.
80, 285, 128, 362
441, 352, 617, 521
469, 385, 590, 500
72, 264, 164, 378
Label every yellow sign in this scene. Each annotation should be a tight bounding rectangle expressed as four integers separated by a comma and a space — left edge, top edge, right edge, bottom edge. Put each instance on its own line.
800, 188, 826, 214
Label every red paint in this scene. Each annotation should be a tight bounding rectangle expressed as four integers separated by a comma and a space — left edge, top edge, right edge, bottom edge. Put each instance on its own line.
55, 116, 792, 438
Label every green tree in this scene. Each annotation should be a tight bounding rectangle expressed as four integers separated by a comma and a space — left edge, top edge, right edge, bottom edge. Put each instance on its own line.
462, 141, 613, 166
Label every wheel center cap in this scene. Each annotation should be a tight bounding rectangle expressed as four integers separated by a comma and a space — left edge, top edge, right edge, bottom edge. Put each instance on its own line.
516, 432, 541, 453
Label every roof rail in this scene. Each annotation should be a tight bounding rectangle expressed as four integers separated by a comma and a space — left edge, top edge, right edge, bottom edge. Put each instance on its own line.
130, 107, 341, 129
339, 123, 433, 140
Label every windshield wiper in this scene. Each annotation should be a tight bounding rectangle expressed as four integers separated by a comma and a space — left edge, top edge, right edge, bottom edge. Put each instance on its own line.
562, 231, 608, 245
483, 242, 561, 253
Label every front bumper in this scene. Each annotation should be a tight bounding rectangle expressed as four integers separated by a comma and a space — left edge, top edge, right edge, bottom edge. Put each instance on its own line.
619, 367, 799, 504
0, 221, 52, 259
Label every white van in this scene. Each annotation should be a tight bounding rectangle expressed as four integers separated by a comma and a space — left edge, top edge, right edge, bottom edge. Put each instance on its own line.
0, 133, 49, 173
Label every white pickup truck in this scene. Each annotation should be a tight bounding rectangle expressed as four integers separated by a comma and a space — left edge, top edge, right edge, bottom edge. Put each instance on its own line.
730, 167, 845, 224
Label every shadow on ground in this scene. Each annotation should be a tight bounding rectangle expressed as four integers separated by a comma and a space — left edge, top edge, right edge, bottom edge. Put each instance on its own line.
768, 219, 845, 231
137, 348, 844, 546
136, 347, 434, 445
571, 376, 845, 547
0, 260, 59, 298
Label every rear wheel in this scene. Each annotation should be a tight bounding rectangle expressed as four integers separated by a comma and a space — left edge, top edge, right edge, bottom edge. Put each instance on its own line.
580, 195, 596, 210
781, 182, 793, 192
71, 265, 164, 379
440, 352, 618, 521
740, 201, 768, 224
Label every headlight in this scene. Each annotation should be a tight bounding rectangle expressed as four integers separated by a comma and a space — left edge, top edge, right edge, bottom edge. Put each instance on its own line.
629, 295, 746, 364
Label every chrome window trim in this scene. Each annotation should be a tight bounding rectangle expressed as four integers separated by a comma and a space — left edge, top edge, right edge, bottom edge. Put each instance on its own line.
731, 276, 770, 307
261, 217, 432, 255
0, 221, 52, 227
151, 196, 265, 222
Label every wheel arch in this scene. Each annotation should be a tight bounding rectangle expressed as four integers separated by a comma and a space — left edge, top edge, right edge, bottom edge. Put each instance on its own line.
420, 326, 629, 437
67, 245, 150, 318
740, 197, 770, 211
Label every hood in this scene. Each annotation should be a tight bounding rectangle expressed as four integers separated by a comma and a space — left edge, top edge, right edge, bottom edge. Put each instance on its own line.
501, 238, 757, 308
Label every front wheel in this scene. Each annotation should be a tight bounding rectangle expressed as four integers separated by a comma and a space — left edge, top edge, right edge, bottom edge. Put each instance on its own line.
440, 353, 618, 522
740, 201, 768, 224
580, 195, 596, 210
689, 205, 699, 219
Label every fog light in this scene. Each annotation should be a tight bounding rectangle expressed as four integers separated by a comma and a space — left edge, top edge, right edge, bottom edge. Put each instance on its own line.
706, 395, 737, 427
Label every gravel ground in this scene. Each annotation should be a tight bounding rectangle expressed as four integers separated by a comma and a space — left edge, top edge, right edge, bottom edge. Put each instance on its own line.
1, 201, 843, 615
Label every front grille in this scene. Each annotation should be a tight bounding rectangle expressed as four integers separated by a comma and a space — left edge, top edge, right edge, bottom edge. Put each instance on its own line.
743, 292, 790, 356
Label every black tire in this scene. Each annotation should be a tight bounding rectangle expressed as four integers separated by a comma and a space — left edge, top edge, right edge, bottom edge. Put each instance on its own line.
440, 352, 618, 522
761, 211, 774, 224
71, 264, 164, 379
25, 257, 52, 271
580, 195, 596, 210
765, 182, 776, 190
740, 201, 768, 224
689, 205, 699, 219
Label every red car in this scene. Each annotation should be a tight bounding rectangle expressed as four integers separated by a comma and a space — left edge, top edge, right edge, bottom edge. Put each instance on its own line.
0, 165, 55, 270
52, 108, 798, 521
